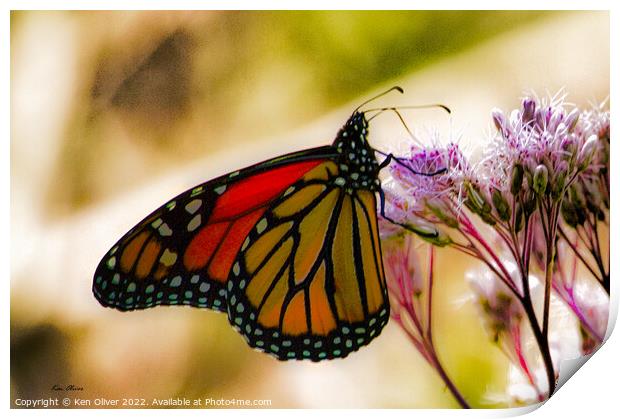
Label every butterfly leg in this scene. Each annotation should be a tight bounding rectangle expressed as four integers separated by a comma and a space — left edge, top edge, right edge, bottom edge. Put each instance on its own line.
377, 187, 410, 231
376, 151, 446, 177
377, 180, 441, 241
377, 153, 393, 171
376, 154, 418, 231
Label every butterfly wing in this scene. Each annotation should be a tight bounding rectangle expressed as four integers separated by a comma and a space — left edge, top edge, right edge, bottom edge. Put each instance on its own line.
94, 111, 390, 361
93, 147, 335, 312
226, 160, 389, 361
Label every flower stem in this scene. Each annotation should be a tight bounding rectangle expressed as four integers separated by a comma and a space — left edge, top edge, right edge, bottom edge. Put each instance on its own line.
459, 215, 518, 292
520, 288, 556, 397
542, 239, 554, 339
427, 346, 471, 409
425, 246, 470, 408
541, 202, 560, 341
559, 226, 603, 285
562, 287, 604, 343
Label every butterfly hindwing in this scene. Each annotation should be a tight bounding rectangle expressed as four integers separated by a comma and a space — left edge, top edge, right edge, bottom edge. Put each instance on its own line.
225, 161, 390, 361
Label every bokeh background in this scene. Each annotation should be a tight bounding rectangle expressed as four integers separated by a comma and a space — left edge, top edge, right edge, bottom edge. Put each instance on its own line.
10, 10, 609, 408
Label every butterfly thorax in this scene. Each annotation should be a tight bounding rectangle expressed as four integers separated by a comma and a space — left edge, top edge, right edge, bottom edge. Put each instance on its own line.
332, 112, 381, 193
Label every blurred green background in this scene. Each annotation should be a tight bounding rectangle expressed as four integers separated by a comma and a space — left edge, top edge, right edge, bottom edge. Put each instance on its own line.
10, 10, 609, 408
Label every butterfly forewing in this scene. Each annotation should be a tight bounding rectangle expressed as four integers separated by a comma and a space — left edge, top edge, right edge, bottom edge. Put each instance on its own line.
93, 150, 333, 313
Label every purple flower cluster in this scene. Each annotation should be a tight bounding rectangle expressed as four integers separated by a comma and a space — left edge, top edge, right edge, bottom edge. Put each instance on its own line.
380, 93, 610, 406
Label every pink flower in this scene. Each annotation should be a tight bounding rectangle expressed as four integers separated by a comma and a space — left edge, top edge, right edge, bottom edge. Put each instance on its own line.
378, 91, 609, 403
483, 93, 598, 203
389, 142, 469, 211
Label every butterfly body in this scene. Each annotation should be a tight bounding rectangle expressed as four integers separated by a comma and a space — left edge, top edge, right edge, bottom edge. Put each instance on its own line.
94, 111, 390, 361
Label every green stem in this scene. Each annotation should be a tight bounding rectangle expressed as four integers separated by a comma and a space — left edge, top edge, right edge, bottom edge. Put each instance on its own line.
535, 197, 562, 397
542, 237, 554, 339
542, 203, 559, 340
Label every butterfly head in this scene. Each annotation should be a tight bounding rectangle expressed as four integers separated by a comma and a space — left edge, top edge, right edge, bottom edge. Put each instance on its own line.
331, 111, 380, 192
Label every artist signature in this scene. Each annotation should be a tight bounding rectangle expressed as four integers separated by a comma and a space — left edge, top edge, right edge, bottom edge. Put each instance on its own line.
51, 384, 84, 391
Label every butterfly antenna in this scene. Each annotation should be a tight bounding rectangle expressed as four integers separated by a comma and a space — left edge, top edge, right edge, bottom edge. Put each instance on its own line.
368, 107, 419, 145
367, 103, 451, 145
365, 103, 452, 115
354, 86, 404, 113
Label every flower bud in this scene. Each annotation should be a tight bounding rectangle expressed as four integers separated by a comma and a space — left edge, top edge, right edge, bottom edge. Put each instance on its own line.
463, 197, 479, 215
465, 182, 483, 209
578, 134, 599, 171
569, 182, 587, 210
405, 219, 439, 238
510, 164, 524, 196
492, 188, 511, 222
565, 107, 580, 132
492, 108, 506, 132
551, 169, 567, 201
560, 135, 576, 151
561, 199, 580, 228
465, 182, 492, 217
514, 204, 524, 232
561, 136, 578, 167
521, 98, 536, 123
479, 212, 497, 226
404, 219, 452, 247
523, 192, 537, 217
549, 111, 562, 133
533, 165, 548, 196
427, 201, 459, 228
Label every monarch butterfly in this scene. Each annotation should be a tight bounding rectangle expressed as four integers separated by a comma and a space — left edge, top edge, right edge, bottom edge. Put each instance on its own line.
93, 87, 444, 361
